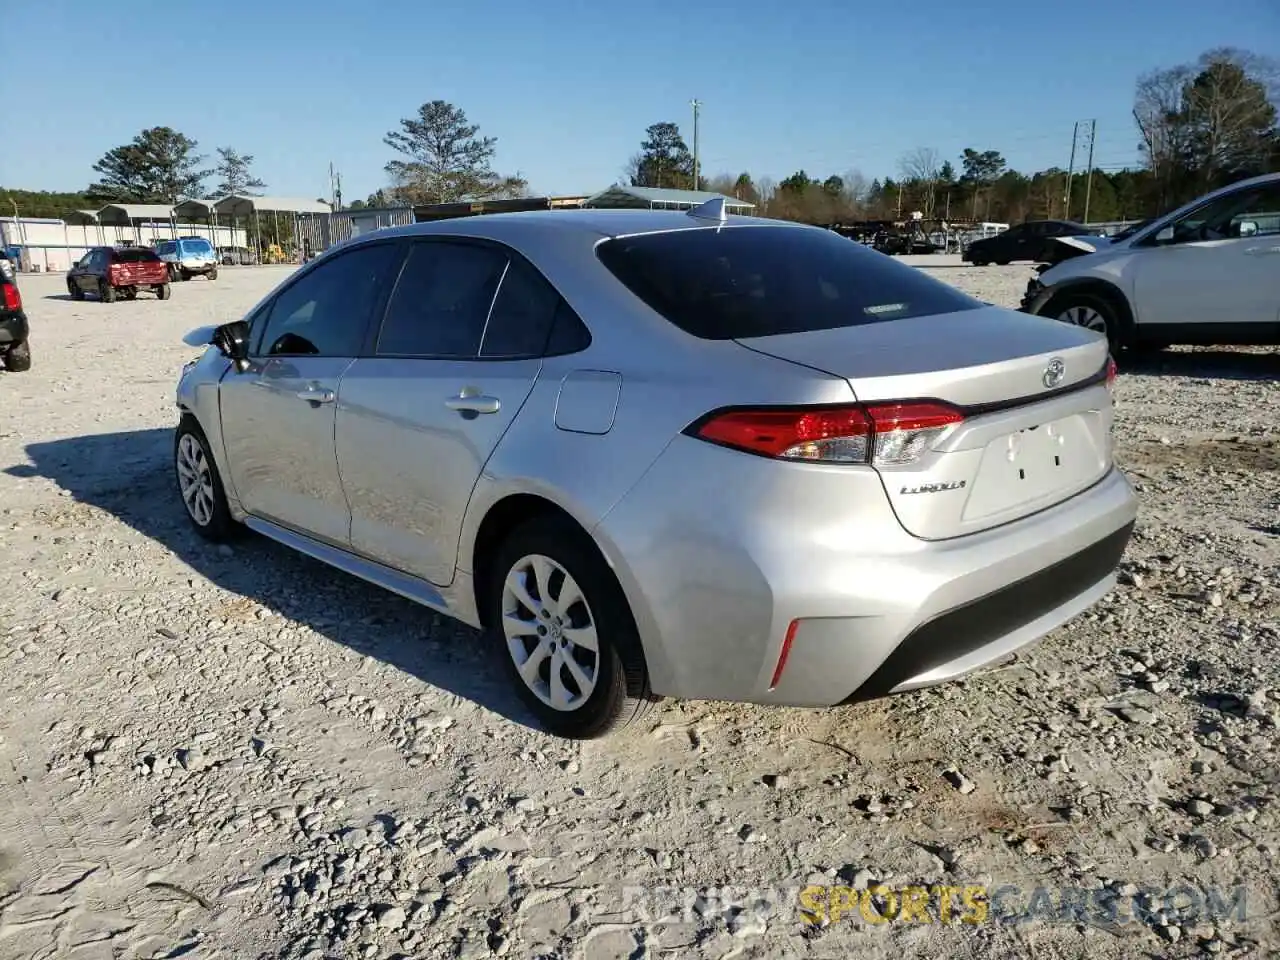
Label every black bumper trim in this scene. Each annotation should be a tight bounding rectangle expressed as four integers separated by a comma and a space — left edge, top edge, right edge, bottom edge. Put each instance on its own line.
842, 519, 1135, 703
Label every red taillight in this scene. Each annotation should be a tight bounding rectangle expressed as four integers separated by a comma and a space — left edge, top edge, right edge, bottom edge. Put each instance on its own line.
690, 401, 964, 465
1105, 356, 1117, 390
1, 283, 19, 312
769, 619, 800, 690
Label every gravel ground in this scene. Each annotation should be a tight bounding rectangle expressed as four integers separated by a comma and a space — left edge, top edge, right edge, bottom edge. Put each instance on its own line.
1, 263, 1278, 960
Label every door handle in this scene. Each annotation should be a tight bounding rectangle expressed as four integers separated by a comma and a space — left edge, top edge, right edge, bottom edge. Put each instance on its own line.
296, 386, 336, 404
445, 391, 500, 415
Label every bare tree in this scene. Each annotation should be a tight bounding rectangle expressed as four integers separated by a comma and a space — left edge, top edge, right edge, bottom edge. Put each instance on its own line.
755, 176, 776, 216
838, 168, 870, 213
898, 147, 942, 218
1134, 62, 1194, 207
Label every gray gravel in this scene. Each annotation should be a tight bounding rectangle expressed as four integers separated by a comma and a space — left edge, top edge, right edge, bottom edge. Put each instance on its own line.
1, 263, 1277, 959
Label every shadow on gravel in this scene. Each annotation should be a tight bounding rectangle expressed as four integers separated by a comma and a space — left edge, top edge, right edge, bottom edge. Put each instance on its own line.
8, 428, 540, 732
1120, 348, 1280, 382
42, 294, 76, 301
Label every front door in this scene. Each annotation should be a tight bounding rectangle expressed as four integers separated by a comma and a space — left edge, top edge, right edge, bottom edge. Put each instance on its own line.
1131, 180, 1280, 332
337, 240, 560, 585
218, 239, 403, 545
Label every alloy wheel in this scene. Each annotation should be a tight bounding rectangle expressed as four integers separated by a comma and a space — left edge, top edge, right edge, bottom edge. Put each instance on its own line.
176, 433, 215, 527
501, 554, 600, 711
1058, 304, 1107, 334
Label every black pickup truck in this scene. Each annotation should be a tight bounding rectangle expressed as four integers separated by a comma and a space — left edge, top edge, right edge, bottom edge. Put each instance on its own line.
1, 251, 31, 371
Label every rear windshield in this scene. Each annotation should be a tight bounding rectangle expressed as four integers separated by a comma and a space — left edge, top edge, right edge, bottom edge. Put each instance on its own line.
182, 239, 213, 253
595, 225, 981, 340
113, 249, 161, 263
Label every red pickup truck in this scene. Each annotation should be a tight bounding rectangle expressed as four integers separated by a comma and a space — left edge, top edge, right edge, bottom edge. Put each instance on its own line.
66, 246, 171, 302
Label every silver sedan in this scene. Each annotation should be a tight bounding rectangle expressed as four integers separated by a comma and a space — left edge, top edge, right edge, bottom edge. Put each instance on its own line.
174, 200, 1137, 739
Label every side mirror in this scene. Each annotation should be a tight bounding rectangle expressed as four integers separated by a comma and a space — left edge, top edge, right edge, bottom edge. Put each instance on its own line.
1155, 225, 1175, 244
1237, 220, 1259, 238
212, 320, 252, 372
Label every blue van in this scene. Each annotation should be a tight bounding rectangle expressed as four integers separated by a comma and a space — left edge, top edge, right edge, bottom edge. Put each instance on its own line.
154, 236, 219, 281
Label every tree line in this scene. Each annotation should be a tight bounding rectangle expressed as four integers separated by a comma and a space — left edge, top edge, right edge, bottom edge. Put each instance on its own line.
630, 46, 1277, 225
4, 46, 1275, 226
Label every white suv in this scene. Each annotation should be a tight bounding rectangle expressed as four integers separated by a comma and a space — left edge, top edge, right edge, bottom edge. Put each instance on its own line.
1022, 173, 1280, 354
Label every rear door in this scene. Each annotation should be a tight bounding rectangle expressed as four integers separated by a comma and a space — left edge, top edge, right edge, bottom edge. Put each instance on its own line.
336, 239, 554, 585
218, 239, 402, 545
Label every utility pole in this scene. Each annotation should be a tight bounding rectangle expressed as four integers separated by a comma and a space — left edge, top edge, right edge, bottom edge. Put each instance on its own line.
328, 163, 336, 209
1082, 119, 1097, 226
334, 170, 343, 211
690, 99, 702, 191
1063, 121, 1079, 219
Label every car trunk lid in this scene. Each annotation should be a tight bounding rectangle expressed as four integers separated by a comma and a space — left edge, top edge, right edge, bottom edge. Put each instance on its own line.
736, 307, 1114, 540
110, 259, 167, 286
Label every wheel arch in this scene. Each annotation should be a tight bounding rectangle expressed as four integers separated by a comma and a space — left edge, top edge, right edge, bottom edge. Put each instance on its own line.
1039, 277, 1137, 348
468, 491, 653, 697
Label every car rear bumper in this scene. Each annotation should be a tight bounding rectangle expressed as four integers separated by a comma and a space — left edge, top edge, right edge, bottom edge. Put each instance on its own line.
1, 311, 30, 343
595, 437, 1137, 706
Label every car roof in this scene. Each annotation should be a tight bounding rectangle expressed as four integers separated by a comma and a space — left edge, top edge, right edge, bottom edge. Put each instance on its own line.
357, 208, 810, 245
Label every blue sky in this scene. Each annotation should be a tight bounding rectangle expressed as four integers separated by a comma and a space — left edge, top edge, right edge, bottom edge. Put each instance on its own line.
4, 0, 1278, 201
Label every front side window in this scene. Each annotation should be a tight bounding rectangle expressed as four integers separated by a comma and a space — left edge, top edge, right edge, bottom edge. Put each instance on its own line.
1161, 184, 1280, 245
257, 242, 401, 357
376, 241, 508, 358
596, 225, 982, 340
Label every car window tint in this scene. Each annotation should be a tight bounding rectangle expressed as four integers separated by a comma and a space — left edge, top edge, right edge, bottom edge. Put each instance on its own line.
377, 242, 507, 358
480, 257, 561, 357
113, 249, 160, 263
259, 242, 401, 357
545, 299, 592, 355
596, 225, 981, 340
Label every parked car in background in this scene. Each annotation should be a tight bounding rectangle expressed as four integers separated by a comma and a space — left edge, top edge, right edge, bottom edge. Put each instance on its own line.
963, 220, 1098, 266
1022, 173, 1280, 354
218, 245, 257, 266
173, 201, 1136, 739
155, 236, 219, 281
0, 250, 31, 371
67, 246, 171, 302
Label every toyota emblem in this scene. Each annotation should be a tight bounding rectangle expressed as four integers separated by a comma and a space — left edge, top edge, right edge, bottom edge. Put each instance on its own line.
1043, 357, 1065, 389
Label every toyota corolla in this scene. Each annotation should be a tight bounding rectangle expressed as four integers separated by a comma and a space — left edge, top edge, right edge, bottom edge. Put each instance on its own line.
174, 200, 1137, 739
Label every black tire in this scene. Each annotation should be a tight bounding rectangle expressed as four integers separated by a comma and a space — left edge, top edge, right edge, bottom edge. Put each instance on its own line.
168, 264, 180, 282
207, 266, 218, 281
179, 269, 190, 281
1045, 290, 1124, 355
994, 259, 1011, 266
970, 259, 988, 267
3, 340, 31, 372
174, 416, 241, 542
156, 283, 171, 300
99, 280, 116, 303
487, 516, 656, 739
68, 280, 84, 301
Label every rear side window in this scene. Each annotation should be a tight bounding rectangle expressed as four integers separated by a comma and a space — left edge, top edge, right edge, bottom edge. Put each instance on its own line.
480, 257, 562, 358
376, 242, 507, 358
113, 248, 161, 263
595, 226, 980, 340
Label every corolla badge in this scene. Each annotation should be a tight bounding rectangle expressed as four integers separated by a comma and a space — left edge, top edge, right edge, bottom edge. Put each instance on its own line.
1042, 356, 1065, 389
